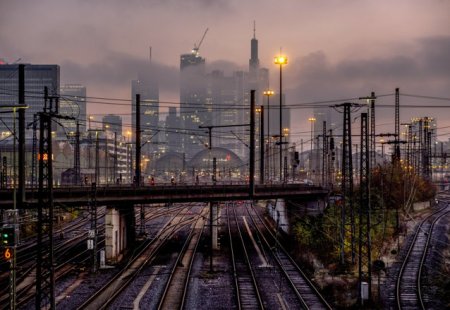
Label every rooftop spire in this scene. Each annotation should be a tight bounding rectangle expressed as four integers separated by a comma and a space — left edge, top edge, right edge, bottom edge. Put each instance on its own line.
249, 21, 259, 80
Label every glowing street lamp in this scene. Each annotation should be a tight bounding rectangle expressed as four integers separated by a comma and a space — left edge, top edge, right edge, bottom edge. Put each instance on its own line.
274, 55, 288, 182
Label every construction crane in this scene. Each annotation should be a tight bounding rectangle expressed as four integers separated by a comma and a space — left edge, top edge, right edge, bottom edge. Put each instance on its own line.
192, 28, 209, 56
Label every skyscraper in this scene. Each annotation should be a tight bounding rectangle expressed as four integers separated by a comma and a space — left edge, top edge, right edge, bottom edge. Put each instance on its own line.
59, 84, 86, 136
180, 49, 208, 158
208, 70, 242, 156
0, 64, 59, 134
102, 114, 122, 135
166, 107, 182, 153
131, 63, 159, 155
249, 25, 260, 86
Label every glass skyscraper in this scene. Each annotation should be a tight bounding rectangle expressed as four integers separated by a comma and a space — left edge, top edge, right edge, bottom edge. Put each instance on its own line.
0, 64, 59, 136
59, 84, 86, 136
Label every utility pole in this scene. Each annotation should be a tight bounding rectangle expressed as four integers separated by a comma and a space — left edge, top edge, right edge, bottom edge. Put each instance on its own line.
135, 94, 141, 186
335, 102, 363, 265
88, 182, 97, 273
394, 88, 400, 162
31, 114, 38, 189
74, 122, 80, 185
418, 119, 423, 176
342, 103, 355, 264
322, 121, 328, 187
370, 92, 376, 169
359, 93, 377, 168
104, 135, 108, 184
259, 105, 264, 184
95, 132, 100, 184
329, 130, 335, 189
35, 89, 73, 309
18, 64, 25, 208
36, 87, 55, 309
358, 112, 371, 305
1, 157, 6, 189
114, 132, 117, 183
250, 90, 255, 196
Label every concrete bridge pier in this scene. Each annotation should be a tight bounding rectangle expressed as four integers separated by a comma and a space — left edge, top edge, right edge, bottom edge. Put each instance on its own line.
105, 205, 136, 264
208, 201, 220, 272
267, 197, 327, 234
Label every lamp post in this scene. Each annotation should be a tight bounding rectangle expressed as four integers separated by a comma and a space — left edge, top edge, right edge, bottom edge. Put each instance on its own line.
274, 55, 288, 182
263, 90, 274, 180
88, 115, 94, 169
256, 106, 265, 184
283, 127, 289, 182
308, 117, 316, 180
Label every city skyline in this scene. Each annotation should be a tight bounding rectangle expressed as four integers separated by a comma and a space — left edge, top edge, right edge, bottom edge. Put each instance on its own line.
1, 0, 449, 146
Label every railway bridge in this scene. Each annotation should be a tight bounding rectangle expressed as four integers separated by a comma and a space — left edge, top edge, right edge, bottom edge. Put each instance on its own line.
0, 183, 328, 262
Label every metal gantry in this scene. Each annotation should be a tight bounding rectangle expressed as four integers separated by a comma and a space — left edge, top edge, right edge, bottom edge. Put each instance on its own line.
370, 92, 376, 169
89, 182, 98, 272
36, 89, 56, 309
322, 121, 328, 187
341, 103, 355, 264
335, 102, 365, 265
31, 114, 38, 189
358, 112, 372, 304
394, 88, 401, 161
35, 87, 74, 309
74, 121, 81, 185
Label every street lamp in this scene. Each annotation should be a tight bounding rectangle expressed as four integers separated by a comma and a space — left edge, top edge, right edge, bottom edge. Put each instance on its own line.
263, 90, 274, 180
256, 106, 265, 184
274, 55, 288, 182
308, 117, 316, 180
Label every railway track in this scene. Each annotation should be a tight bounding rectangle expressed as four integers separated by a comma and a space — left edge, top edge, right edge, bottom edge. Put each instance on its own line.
156, 208, 207, 310
226, 202, 265, 309
0, 212, 99, 308
14, 239, 97, 309
394, 203, 450, 309
76, 206, 201, 309
245, 201, 332, 310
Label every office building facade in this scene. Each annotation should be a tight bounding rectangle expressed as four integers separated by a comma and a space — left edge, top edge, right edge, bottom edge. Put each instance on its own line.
59, 84, 86, 136
131, 64, 159, 155
0, 64, 59, 135
102, 114, 122, 135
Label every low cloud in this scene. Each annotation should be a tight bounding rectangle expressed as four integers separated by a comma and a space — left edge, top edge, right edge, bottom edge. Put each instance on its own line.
61, 51, 179, 95
286, 36, 450, 103
283, 36, 450, 135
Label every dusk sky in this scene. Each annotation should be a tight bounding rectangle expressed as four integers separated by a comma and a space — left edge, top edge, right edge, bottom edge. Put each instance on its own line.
1, 0, 449, 144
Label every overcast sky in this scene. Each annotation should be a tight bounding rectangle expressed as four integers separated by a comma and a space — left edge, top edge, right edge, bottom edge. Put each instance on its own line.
1, 0, 449, 143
